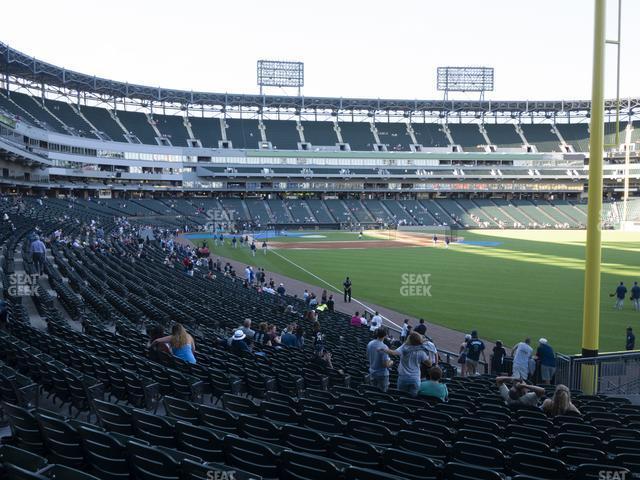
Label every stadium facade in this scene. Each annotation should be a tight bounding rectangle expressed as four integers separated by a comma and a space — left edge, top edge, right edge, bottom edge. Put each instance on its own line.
0, 42, 639, 228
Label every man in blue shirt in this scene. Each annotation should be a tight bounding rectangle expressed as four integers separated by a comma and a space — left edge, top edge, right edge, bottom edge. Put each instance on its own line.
465, 330, 486, 375
367, 327, 393, 392
281, 324, 298, 348
536, 338, 556, 384
627, 327, 635, 351
615, 282, 628, 310
30, 236, 46, 275
631, 282, 640, 311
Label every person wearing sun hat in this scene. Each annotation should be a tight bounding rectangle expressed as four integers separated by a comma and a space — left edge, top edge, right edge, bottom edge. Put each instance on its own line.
536, 337, 556, 384
230, 329, 251, 355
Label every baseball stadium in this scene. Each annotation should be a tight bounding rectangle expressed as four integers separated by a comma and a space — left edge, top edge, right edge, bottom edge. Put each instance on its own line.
1, 1, 640, 478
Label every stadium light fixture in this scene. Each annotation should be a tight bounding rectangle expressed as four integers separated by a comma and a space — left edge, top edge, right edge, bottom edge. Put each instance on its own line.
257, 60, 304, 96
437, 66, 494, 101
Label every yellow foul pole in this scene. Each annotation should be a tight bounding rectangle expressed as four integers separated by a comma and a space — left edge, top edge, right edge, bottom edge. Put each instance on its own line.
581, 0, 607, 393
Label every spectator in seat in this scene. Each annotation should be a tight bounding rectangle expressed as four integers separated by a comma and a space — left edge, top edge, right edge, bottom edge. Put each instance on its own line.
281, 324, 298, 348
542, 384, 581, 416
383, 332, 429, 397
151, 323, 196, 364
496, 376, 545, 407
230, 329, 251, 355
419, 365, 448, 402
241, 319, 255, 340
147, 324, 172, 362
367, 327, 393, 392
350, 311, 362, 327
253, 322, 269, 345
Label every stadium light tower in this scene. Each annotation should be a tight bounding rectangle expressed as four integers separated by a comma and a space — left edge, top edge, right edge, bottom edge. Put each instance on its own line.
581, 0, 606, 395
257, 60, 304, 96
436, 66, 494, 101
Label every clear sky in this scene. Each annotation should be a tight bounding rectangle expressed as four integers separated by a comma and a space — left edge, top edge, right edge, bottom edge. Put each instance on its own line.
3, 0, 639, 101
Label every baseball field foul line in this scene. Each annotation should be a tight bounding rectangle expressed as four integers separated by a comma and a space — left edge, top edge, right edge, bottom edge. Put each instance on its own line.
268, 247, 403, 331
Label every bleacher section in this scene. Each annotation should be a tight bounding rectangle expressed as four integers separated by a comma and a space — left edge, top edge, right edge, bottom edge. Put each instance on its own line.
550, 199, 586, 226
324, 199, 355, 223
492, 199, 534, 226
520, 124, 561, 152
44, 98, 97, 138
300, 121, 338, 146
189, 117, 223, 148
338, 122, 376, 151
0, 91, 27, 120
557, 123, 590, 152
8, 91, 66, 133
400, 200, 439, 226
411, 123, 449, 148
456, 199, 498, 227
361, 199, 394, 224
245, 198, 272, 225
437, 199, 477, 227
375, 123, 412, 151
448, 124, 485, 149
382, 200, 415, 225
154, 114, 190, 147
226, 119, 261, 149
512, 199, 555, 226
267, 199, 292, 224
471, 199, 514, 226
343, 199, 374, 222
484, 124, 522, 149
532, 199, 577, 226
286, 200, 317, 224
219, 198, 251, 222
80, 105, 127, 142
420, 199, 457, 226
263, 120, 300, 150
306, 199, 336, 223
116, 110, 157, 145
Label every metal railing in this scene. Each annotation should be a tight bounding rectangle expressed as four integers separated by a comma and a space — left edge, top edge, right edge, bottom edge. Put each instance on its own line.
559, 350, 640, 395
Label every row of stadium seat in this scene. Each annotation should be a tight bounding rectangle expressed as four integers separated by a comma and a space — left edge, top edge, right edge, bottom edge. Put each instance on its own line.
5, 90, 637, 151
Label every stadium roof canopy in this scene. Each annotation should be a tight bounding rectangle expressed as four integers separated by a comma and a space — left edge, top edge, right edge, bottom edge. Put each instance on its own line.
2, 42, 639, 115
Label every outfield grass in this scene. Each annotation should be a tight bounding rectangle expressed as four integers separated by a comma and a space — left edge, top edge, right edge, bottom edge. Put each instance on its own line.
200, 229, 640, 354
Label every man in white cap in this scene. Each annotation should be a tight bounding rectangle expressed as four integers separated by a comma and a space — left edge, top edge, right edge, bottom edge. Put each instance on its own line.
229, 329, 250, 355
536, 338, 556, 384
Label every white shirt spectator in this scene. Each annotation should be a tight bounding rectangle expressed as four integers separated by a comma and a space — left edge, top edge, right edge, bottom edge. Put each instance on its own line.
370, 314, 383, 332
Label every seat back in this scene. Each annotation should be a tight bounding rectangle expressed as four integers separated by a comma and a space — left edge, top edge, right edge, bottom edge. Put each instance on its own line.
223, 436, 280, 479
35, 413, 84, 467
175, 421, 225, 463
131, 409, 177, 448
280, 450, 342, 480
382, 448, 438, 480
92, 399, 134, 435
127, 440, 181, 480
77, 426, 129, 480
